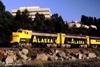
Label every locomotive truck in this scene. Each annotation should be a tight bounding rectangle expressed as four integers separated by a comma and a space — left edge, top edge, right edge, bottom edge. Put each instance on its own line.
11, 29, 100, 48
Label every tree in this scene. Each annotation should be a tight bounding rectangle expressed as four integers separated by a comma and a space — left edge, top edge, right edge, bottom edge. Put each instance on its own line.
0, 1, 15, 47
14, 9, 33, 30
33, 13, 46, 32
51, 13, 66, 33
0, 1, 5, 14
81, 15, 89, 25
81, 15, 95, 25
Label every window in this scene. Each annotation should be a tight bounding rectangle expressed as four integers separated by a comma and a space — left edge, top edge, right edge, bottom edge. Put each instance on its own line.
18, 30, 22, 33
25, 31, 28, 34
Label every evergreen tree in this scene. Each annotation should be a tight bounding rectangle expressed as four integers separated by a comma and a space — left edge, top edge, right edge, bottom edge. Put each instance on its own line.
0, 1, 14, 47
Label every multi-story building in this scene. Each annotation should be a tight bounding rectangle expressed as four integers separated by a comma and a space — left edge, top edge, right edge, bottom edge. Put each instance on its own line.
11, 6, 51, 20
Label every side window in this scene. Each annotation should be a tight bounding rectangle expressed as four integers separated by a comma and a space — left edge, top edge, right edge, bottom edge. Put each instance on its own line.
25, 31, 28, 34
18, 30, 22, 33
26, 32, 28, 34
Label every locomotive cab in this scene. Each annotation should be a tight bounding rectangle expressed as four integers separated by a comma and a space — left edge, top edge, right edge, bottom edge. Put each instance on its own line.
11, 29, 32, 47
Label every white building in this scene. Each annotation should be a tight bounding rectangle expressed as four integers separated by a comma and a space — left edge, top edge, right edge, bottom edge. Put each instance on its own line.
68, 22, 81, 28
68, 21, 97, 29
11, 6, 51, 20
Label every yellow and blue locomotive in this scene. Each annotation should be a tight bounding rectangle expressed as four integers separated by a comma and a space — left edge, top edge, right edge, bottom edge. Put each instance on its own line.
11, 29, 100, 48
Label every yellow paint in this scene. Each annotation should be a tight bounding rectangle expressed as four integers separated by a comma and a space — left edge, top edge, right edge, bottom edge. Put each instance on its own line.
70, 38, 84, 44
47, 39, 50, 43
90, 39, 100, 44
61, 33, 65, 44
55, 33, 65, 45
71, 38, 75, 44
50, 39, 53, 43
11, 29, 100, 47
33, 36, 37, 43
37, 39, 41, 43
44, 39, 47, 43
11, 29, 32, 43
32, 35, 54, 43
56, 33, 61, 44
86, 36, 90, 46
41, 38, 44, 43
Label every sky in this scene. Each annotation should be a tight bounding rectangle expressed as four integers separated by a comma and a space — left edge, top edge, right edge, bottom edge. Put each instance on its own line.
2, 0, 100, 22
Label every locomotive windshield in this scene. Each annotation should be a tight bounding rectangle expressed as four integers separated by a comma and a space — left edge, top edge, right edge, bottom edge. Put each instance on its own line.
17, 29, 22, 33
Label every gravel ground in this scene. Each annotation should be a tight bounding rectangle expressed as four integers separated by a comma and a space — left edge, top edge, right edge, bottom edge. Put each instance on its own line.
0, 48, 99, 67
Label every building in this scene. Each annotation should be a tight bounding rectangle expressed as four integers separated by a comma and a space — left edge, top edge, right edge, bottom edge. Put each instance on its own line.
11, 6, 51, 20
68, 21, 97, 29
68, 21, 81, 28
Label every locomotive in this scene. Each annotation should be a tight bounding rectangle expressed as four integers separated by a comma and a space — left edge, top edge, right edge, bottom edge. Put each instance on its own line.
11, 29, 100, 48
